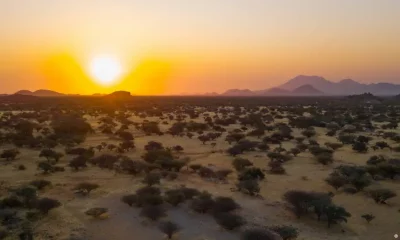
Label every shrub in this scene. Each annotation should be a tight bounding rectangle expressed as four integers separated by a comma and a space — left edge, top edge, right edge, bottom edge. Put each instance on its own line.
213, 197, 239, 213
1, 195, 23, 208
316, 153, 333, 165
289, 148, 301, 156
73, 182, 99, 195
121, 194, 137, 207
69, 156, 87, 170
35, 198, 61, 214
198, 167, 215, 178
232, 158, 253, 171
189, 164, 202, 172
350, 175, 371, 191
215, 169, 233, 180
15, 185, 37, 207
0, 149, 20, 161
37, 161, 53, 174
361, 214, 375, 223
142, 173, 161, 186
30, 180, 51, 190
368, 188, 397, 204
85, 208, 108, 218
325, 174, 348, 190
241, 228, 278, 240
142, 149, 173, 164
283, 190, 330, 218
367, 155, 386, 165
180, 187, 200, 199
214, 212, 245, 230
164, 189, 186, 206
190, 192, 214, 213
270, 225, 299, 240
159, 221, 180, 239
238, 167, 265, 181
342, 187, 358, 194
352, 141, 368, 153
236, 180, 260, 196
140, 205, 166, 221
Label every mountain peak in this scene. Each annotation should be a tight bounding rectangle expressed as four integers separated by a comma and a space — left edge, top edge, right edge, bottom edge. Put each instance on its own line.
339, 79, 360, 84
280, 75, 332, 91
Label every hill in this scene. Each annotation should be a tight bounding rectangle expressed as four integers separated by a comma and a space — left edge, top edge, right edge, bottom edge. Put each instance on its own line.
14, 89, 64, 97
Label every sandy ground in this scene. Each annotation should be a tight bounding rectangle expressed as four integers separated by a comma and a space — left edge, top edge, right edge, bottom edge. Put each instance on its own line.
1, 115, 399, 240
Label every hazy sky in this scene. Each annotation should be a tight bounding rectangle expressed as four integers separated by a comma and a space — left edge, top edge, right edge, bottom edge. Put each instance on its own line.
1, 0, 399, 94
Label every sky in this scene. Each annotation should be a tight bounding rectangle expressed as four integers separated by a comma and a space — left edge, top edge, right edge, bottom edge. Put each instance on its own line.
0, 0, 399, 95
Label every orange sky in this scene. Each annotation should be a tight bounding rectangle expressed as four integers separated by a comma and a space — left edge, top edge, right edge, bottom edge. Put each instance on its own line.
1, 0, 399, 95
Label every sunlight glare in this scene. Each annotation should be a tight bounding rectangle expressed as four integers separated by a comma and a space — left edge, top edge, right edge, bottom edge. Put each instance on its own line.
89, 56, 122, 86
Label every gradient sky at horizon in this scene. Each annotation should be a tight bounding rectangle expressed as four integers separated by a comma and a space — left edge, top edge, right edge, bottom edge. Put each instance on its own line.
1, 0, 399, 95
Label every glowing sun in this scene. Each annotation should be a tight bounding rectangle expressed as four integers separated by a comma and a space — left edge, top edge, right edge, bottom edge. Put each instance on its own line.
89, 56, 122, 86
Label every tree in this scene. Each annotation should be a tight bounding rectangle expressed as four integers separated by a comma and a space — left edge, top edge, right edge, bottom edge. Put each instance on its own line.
121, 194, 137, 207
118, 131, 134, 141
30, 180, 51, 190
159, 221, 180, 239
350, 175, 371, 192
301, 129, 316, 138
36, 198, 61, 214
0, 149, 20, 161
368, 188, 397, 204
214, 212, 246, 230
324, 204, 351, 228
361, 214, 375, 223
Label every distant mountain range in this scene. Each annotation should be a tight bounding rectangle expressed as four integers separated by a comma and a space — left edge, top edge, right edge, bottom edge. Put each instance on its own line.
4, 75, 400, 97
221, 75, 400, 96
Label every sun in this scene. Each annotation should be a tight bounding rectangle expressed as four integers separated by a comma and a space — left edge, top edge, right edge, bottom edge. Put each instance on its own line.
89, 56, 122, 86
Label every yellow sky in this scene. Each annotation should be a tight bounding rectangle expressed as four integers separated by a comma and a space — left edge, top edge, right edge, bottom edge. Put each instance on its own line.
0, 0, 399, 95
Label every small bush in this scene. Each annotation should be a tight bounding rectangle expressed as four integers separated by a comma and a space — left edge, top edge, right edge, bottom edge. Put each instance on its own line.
121, 194, 137, 207
361, 214, 375, 223
35, 198, 61, 214
368, 188, 397, 204
164, 189, 186, 206
238, 167, 265, 181
73, 182, 99, 195
241, 228, 278, 240
190, 192, 214, 213
142, 173, 161, 186
236, 180, 260, 196
29, 180, 51, 190
214, 212, 245, 230
232, 158, 253, 171
270, 225, 299, 240
180, 187, 200, 199
213, 197, 239, 213
325, 174, 348, 190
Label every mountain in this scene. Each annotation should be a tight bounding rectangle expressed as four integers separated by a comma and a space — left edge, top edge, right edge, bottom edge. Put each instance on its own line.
292, 84, 324, 95
104, 91, 131, 99
256, 88, 291, 96
221, 89, 254, 96
279, 75, 400, 95
14, 89, 64, 97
